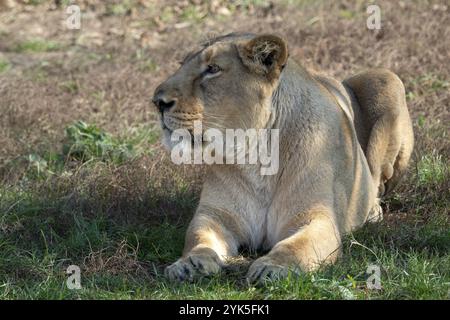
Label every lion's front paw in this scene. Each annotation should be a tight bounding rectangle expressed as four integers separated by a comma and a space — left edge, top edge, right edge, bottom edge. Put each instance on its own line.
246, 257, 293, 284
165, 250, 222, 282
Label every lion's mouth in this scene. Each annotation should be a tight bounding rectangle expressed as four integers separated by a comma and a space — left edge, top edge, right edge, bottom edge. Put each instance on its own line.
161, 113, 199, 134
161, 114, 209, 149
160, 116, 195, 148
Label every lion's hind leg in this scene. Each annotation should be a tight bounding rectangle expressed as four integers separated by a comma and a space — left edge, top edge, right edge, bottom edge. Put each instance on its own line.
383, 135, 413, 194
365, 112, 402, 195
345, 69, 412, 196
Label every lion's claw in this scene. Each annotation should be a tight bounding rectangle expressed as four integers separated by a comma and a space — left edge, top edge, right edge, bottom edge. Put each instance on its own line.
246, 257, 291, 284
165, 251, 222, 282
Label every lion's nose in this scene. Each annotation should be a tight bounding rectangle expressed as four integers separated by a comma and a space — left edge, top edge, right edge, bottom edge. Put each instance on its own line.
152, 91, 176, 113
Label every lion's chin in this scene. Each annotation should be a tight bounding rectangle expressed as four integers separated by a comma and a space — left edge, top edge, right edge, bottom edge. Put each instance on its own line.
161, 125, 195, 152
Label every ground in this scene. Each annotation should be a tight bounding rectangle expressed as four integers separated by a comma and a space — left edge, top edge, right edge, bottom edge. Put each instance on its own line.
0, 0, 449, 299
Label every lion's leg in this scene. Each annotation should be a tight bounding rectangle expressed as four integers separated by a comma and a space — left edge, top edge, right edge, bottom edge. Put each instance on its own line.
384, 143, 411, 194
165, 212, 240, 282
365, 113, 401, 196
247, 206, 341, 283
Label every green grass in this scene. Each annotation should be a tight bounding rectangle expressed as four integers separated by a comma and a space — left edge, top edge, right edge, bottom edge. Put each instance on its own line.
106, 0, 134, 16
180, 5, 206, 23
59, 80, 79, 94
0, 198, 448, 299
23, 121, 159, 179
0, 122, 449, 299
15, 39, 61, 53
413, 73, 450, 92
23, 0, 46, 5
62, 121, 152, 164
339, 9, 356, 19
0, 59, 11, 73
417, 153, 448, 185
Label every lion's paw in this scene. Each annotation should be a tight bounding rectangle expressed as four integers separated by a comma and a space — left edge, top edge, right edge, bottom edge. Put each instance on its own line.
367, 198, 383, 223
165, 250, 222, 282
246, 257, 292, 284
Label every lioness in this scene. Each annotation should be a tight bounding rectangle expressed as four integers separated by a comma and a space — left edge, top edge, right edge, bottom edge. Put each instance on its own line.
152, 33, 413, 283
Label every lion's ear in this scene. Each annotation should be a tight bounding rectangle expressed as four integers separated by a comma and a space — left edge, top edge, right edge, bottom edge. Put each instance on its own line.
238, 34, 288, 80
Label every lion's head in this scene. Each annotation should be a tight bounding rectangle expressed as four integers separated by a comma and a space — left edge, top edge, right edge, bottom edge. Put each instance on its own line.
152, 33, 288, 150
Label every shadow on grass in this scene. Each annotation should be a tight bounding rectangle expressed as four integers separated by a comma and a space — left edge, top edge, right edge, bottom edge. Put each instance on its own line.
0, 121, 448, 299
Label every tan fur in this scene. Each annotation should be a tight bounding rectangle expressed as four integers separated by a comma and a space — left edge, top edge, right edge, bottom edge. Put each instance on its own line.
315, 70, 414, 196
343, 70, 414, 195
152, 33, 413, 283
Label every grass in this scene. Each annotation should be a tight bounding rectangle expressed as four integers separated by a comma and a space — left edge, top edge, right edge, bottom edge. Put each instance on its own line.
416, 153, 448, 185
21, 121, 158, 180
62, 121, 157, 165
0, 120, 448, 299
105, 1, 134, 16
0, 190, 448, 299
0, 59, 10, 73
15, 39, 61, 53
0, 0, 449, 300
180, 5, 206, 23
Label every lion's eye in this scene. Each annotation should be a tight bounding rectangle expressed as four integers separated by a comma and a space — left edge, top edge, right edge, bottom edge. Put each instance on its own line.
205, 64, 221, 75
